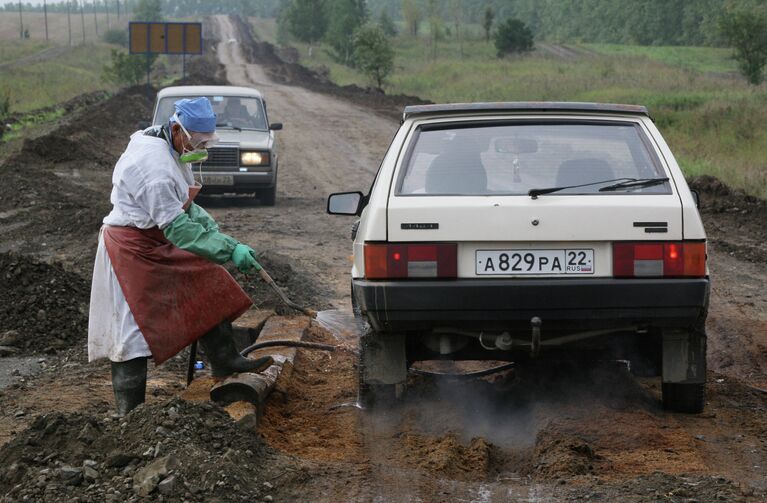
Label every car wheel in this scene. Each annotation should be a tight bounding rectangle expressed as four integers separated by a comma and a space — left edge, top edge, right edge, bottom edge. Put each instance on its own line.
258, 185, 276, 206
661, 324, 706, 413
358, 329, 404, 409
662, 382, 706, 414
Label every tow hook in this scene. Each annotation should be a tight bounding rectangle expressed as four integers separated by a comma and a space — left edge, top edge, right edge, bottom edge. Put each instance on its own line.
530, 317, 542, 357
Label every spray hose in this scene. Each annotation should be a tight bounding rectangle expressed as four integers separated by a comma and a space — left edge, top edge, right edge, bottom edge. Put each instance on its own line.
240, 339, 336, 357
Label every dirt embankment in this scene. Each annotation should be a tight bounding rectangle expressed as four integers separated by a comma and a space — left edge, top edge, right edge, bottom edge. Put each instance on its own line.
228, 15, 431, 121
689, 175, 767, 264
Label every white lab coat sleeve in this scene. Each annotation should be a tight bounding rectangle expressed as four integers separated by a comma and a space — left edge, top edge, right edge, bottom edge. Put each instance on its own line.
88, 228, 151, 362
133, 180, 186, 230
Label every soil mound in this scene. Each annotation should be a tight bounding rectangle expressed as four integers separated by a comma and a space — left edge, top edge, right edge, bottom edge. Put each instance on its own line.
397, 432, 500, 480
689, 175, 767, 263
231, 15, 431, 121
0, 398, 278, 502
532, 424, 604, 478
0, 253, 89, 356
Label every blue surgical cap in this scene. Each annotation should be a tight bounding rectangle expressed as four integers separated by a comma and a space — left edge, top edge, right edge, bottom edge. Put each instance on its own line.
171, 97, 217, 133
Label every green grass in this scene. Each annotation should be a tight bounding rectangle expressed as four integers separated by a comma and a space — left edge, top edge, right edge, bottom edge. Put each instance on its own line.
0, 42, 118, 113
584, 43, 737, 74
2, 107, 65, 141
252, 17, 767, 199
0, 39, 51, 64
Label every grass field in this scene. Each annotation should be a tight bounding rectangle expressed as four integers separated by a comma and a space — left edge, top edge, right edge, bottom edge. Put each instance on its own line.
0, 11, 192, 116
0, 42, 118, 113
584, 43, 737, 74
0, 11, 125, 45
251, 17, 767, 199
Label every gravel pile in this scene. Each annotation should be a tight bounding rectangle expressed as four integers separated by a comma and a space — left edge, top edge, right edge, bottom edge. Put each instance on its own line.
0, 253, 89, 356
0, 398, 279, 502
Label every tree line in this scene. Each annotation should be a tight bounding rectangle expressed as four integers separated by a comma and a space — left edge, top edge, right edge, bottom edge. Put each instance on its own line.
367, 0, 762, 48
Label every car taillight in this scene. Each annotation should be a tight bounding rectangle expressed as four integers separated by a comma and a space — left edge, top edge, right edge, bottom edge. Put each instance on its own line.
364, 243, 457, 279
613, 241, 706, 278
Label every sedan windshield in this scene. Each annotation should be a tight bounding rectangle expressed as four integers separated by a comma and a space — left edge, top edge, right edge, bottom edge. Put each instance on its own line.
154, 95, 268, 130
397, 122, 670, 196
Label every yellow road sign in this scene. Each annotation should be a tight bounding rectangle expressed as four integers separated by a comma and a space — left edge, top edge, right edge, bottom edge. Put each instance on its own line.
129, 22, 203, 55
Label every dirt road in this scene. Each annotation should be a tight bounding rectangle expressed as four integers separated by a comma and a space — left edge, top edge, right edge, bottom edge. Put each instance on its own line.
208, 15, 397, 311
0, 13, 765, 503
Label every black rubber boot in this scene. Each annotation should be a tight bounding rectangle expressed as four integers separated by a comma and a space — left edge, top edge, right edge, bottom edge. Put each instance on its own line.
199, 322, 273, 378
111, 357, 148, 417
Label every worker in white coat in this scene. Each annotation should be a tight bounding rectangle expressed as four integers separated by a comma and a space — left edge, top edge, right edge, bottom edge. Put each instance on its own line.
88, 97, 272, 416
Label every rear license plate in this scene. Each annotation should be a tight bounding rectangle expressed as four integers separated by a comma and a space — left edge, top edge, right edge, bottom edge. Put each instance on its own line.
198, 175, 234, 186
476, 249, 594, 275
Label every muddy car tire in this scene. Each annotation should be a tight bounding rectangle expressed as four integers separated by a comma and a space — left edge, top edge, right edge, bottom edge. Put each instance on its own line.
358, 330, 405, 408
662, 382, 706, 414
661, 326, 707, 413
258, 186, 276, 206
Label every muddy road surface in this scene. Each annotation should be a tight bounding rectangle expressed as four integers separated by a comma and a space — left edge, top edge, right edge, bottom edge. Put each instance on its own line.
0, 13, 766, 503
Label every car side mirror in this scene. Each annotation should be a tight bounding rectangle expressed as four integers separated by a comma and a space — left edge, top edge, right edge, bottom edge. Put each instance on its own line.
327, 191, 363, 216
269, 122, 283, 131
690, 189, 700, 209
138, 120, 150, 130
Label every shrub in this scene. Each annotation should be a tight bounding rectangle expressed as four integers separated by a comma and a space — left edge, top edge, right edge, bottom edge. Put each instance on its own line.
352, 23, 394, 89
494, 18, 534, 58
720, 9, 767, 85
102, 28, 128, 47
0, 88, 10, 120
102, 50, 153, 87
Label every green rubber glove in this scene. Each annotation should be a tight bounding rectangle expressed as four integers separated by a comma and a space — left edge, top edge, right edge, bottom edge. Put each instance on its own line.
187, 203, 219, 232
163, 212, 238, 264
231, 244, 263, 273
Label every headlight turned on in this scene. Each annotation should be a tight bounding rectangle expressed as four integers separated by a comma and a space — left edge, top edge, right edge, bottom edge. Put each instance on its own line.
240, 151, 270, 166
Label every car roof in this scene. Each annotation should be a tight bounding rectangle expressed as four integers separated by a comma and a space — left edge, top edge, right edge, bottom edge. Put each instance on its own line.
402, 102, 649, 121
157, 85, 263, 99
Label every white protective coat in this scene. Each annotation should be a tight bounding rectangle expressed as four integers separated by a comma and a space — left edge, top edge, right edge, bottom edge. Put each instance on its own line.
88, 130, 194, 362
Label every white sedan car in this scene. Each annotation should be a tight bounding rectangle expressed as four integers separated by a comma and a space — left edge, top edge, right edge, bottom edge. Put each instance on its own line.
328, 102, 709, 413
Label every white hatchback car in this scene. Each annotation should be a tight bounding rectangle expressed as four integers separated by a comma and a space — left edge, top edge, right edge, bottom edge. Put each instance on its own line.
328, 102, 709, 413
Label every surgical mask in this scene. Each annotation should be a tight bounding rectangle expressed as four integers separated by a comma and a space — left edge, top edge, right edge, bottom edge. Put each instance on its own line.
173, 113, 211, 164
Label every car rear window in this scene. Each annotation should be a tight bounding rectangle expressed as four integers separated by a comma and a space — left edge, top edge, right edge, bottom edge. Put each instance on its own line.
154, 95, 268, 130
396, 122, 670, 196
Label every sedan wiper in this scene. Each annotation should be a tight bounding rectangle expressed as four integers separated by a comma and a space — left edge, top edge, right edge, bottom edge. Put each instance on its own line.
216, 123, 241, 131
598, 177, 669, 192
529, 178, 633, 199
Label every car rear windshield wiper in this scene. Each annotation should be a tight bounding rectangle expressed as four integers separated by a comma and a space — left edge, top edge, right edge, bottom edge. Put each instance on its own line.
598, 177, 669, 192
216, 123, 241, 131
528, 178, 634, 199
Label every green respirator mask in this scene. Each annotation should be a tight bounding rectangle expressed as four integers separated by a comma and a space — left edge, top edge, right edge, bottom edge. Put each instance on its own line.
173, 114, 210, 164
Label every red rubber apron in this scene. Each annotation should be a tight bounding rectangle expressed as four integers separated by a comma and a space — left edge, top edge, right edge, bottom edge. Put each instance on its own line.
102, 186, 251, 364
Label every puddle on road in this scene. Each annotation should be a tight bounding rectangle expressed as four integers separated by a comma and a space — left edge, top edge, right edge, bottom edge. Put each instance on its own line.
313, 309, 366, 346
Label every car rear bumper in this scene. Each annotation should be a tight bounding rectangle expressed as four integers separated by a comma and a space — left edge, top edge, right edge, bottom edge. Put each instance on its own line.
353, 277, 710, 332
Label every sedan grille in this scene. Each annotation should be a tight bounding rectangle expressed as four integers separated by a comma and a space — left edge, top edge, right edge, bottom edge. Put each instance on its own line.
202, 147, 239, 167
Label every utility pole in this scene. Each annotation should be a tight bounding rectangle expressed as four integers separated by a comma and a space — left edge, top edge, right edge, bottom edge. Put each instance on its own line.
105, 0, 110, 29
18, 1, 23, 40
81, 1, 86, 43
43, 0, 49, 41
67, 2, 73, 46
93, 1, 99, 36
117, 0, 121, 20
